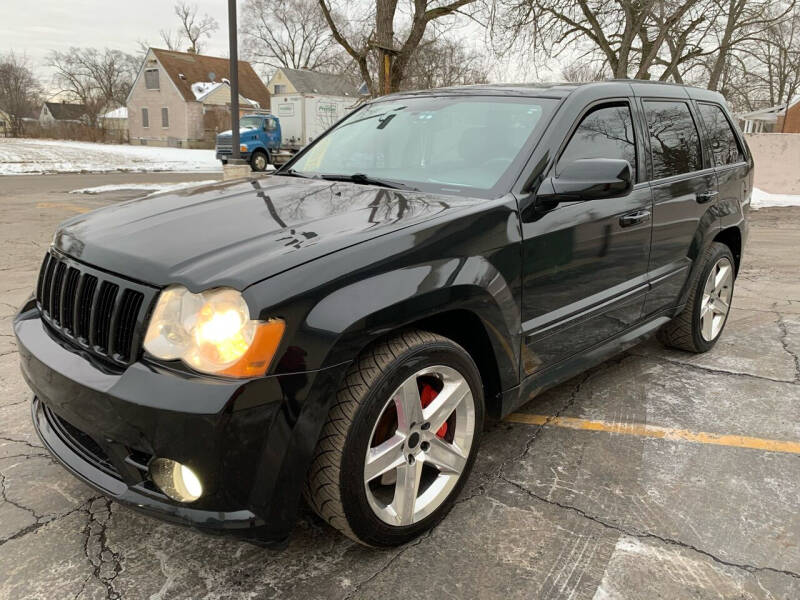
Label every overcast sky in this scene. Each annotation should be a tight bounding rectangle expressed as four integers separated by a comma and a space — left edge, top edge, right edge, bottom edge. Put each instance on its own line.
3, 0, 537, 95
3, 0, 231, 93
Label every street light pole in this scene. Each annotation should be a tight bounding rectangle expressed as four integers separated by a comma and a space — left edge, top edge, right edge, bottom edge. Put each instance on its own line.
228, 0, 242, 163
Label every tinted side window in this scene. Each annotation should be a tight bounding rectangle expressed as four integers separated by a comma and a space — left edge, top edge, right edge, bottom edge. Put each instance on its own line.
698, 103, 744, 166
644, 101, 702, 179
558, 103, 637, 181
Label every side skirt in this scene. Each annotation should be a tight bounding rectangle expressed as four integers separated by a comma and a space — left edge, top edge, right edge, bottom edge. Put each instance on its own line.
498, 309, 674, 417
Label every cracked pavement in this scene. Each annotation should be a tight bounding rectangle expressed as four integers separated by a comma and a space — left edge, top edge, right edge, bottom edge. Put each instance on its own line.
1, 173, 799, 599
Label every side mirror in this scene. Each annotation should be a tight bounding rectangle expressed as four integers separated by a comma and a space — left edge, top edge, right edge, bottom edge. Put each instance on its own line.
536, 158, 633, 204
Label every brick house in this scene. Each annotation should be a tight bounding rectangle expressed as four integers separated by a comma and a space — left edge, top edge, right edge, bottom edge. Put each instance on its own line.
127, 48, 271, 147
777, 99, 800, 133
740, 98, 800, 134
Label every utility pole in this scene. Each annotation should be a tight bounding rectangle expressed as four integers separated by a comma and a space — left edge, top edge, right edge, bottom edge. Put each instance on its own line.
228, 0, 244, 163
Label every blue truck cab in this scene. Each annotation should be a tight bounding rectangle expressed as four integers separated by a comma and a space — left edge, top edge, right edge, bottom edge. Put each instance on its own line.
215, 113, 282, 171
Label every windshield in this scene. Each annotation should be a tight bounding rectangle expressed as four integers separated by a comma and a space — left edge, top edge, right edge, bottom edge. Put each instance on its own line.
287, 96, 555, 195
239, 116, 262, 129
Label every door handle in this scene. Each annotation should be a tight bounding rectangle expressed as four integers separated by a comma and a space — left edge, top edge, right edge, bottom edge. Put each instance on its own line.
619, 209, 651, 227
697, 190, 719, 204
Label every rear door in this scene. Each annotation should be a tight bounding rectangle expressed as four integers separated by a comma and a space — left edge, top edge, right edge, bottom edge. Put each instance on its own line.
695, 101, 749, 222
519, 96, 653, 375
633, 85, 719, 317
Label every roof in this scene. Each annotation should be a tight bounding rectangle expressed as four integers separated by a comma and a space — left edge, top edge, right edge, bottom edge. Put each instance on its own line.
44, 102, 87, 120
189, 81, 261, 107
278, 68, 360, 97
150, 48, 270, 108
740, 98, 800, 121
377, 80, 724, 103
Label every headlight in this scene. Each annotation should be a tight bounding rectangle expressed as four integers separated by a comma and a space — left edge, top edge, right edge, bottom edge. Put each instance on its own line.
143, 285, 284, 378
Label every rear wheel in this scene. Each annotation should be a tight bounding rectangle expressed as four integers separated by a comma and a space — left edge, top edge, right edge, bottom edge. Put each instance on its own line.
658, 242, 735, 353
250, 150, 269, 172
305, 329, 484, 546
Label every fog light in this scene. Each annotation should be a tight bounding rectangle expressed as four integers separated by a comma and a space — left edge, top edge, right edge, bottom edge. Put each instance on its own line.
150, 458, 202, 503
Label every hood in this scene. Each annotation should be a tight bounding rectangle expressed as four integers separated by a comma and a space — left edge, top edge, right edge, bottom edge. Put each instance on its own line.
53, 176, 480, 291
217, 127, 256, 138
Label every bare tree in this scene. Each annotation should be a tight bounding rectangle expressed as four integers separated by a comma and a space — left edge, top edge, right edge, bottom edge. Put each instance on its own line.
701, 0, 796, 91
47, 48, 139, 127
242, 0, 344, 72
159, 28, 183, 52
723, 3, 800, 110
0, 52, 41, 136
402, 36, 491, 90
174, 2, 219, 54
495, 0, 704, 80
318, 0, 481, 95
561, 60, 608, 82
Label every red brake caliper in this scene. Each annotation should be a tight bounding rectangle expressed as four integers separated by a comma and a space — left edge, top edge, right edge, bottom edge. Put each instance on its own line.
420, 383, 448, 438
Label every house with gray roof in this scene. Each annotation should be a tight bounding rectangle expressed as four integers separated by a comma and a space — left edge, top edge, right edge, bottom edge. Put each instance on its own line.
266, 68, 361, 97
39, 102, 88, 127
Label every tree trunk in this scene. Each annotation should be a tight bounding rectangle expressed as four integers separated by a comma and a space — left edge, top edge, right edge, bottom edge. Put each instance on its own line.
376, 0, 398, 94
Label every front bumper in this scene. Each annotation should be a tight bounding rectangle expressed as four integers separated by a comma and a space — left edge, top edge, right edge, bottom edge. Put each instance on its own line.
215, 149, 250, 163
15, 299, 343, 547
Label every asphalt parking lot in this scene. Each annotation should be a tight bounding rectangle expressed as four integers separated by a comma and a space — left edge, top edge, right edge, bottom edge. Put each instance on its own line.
1, 173, 799, 599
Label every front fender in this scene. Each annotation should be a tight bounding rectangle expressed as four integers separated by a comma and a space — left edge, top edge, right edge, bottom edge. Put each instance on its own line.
306, 256, 521, 392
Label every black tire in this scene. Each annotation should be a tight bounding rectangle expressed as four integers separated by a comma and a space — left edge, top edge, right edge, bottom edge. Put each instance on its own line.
304, 329, 484, 547
657, 242, 736, 353
250, 150, 269, 172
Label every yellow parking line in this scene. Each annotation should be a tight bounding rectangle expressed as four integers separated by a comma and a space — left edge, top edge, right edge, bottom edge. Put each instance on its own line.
505, 413, 800, 455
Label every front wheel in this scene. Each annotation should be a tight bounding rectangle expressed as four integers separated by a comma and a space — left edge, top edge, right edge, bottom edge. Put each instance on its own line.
658, 242, 736, 353
305, 329, 484, 546
250, 150, 269, 172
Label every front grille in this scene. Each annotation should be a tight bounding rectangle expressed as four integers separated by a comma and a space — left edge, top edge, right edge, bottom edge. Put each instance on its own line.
35, 250, 156, 366
216, 142, 232, 153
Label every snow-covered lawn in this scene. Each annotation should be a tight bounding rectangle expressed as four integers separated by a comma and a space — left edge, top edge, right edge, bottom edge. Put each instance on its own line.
0, 138, 221, 175
751, 187, 800, 210
69, 180, 220, 197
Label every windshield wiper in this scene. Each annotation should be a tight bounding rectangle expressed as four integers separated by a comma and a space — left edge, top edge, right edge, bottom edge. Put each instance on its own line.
319, 173, 418, 191
279, 168, 314, 179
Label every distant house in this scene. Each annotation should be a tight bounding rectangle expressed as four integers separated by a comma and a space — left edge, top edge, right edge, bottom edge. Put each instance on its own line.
740, 99, 800, 134
266, 68, 361, 143
127, 48, 271, 147
39, 101, 87, 127
267, 67, 361, 98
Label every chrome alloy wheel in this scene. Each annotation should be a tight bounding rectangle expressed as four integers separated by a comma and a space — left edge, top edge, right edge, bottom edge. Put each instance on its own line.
364, 365, 475, 526
700, 257, 733, 342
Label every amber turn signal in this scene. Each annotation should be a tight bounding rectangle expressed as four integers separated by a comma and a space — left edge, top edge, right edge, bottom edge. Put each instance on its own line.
220, 319, 285, 378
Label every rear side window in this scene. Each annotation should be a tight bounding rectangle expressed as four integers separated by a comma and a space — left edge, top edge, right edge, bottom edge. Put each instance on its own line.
558, 103, 637, 181
644, 101, 702, 179
698, 103, 744, 166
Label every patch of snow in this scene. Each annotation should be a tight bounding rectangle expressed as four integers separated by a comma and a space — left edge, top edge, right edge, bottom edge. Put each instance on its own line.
103, 107, 128, 119
0, 138, 221, 175
242, 96, 260, 108
191, 81, 221, 100
69, 180, 219, 197
750, 187, 800, 209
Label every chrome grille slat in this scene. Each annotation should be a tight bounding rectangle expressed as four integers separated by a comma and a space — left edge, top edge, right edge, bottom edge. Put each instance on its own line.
34, 250, 154, 366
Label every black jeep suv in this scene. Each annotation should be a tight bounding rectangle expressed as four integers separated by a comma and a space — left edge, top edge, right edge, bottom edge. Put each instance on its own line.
15, 81, 751, 547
